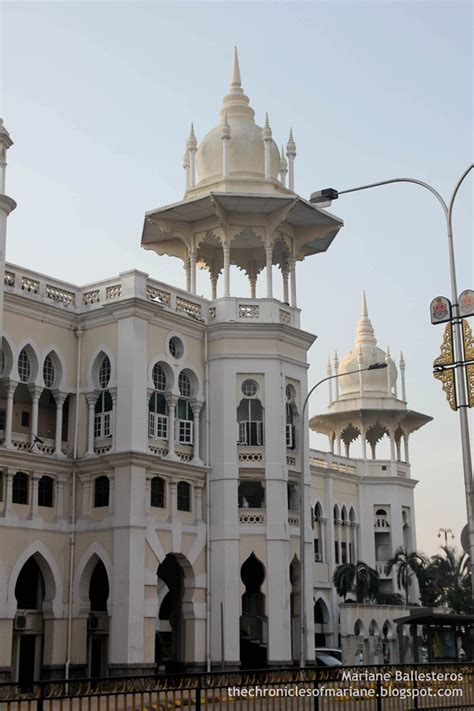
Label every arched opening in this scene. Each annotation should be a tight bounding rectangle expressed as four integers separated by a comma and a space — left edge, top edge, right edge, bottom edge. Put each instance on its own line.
289, 555, 301, 662
176, 371, 194, 445
313, 502, 324, 562
88, 559, 110, 678
240, 553, 267, 669
149, 363, 168, 442
13, 557, 46, 685
237, 380, 264, 446
156, 554, 186, 671
314, 598, 330, 647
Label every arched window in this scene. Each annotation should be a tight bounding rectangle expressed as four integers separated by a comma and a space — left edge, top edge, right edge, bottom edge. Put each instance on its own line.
95, 391, 113, 438
43, 355, 55, 388
18, 349, 32, 383
375, 508, 389, 528
151, 476, 165, 508
314, 502, 323, 521
285, 385, 296, 449
149, 364, 168, 440
38, 475, 54, 507
237, 381, 263, 446
333, 504, 339, 524
98, 355, 111, 389
12, 472, 29, 505
94, 476, 110, 508
177, 481, 191, 512
176, 372, 193, 444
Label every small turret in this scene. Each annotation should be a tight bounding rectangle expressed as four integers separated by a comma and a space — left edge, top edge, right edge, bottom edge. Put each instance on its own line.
286, 128, 296, 191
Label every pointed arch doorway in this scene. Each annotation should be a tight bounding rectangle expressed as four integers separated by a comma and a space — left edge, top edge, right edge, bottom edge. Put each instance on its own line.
239, 553, 268, 669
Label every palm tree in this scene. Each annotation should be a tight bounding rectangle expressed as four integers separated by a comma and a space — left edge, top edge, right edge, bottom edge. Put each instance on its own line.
333, 561, 379, 603
385, 548, 426, 605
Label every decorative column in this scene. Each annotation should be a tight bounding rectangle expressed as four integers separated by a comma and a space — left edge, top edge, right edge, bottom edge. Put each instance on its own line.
223, 242, 231, 297
110, 387, 117, 452
81, 476, 91, 516
288, 257, 297, 307
279, 146, 288, 187
286, 128, 296, 192
221, 111, 231, 177
169, 480, 177, 519
5, 470, 14, 513
185, 257, 191, 292
28, 385, 42, 447
85, 392, 97, 456
282, 266, 289, 304
53, 391, 67, 457
263, 113, 272, 180
389, 430, 397, 476
353, 522, 360, 562
360, 426, 367, 459
396, 437, 402, 461
166, 394, 178, 460
189, 251, 197, 295
210, 271, 219, 301
335, 432, 342, 457
404, 434, 410, 464
249, 275, 257, 299
190, 399, 203, 465
319, 517, 327, 563
265, 244, 273, 298
30, 473, 40, 519
3, 381, 17, 448
56, 479, 65, 519
194, 481, 204, 523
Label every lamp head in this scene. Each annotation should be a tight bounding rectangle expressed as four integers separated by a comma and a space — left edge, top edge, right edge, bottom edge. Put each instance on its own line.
367, 362, 388, 370
309, 188, 339, 207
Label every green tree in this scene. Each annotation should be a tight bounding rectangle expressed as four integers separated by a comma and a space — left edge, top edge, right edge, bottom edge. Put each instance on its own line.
385, 548, 426, 605
333, 561, 379, 603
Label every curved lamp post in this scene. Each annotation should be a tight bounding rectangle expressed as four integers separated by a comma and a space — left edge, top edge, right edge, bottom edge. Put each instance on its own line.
299, 361, 387, 667
310, 166, 474, 591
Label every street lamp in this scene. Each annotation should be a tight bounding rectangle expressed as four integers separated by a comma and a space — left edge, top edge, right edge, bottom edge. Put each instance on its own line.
437, 527, 455, 547
299, 361, 387, 667
310, 166, 474, 590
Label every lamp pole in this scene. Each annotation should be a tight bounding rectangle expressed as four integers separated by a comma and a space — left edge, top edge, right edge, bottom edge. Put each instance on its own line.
299, 362, 387, 667
310, 165, 474, 590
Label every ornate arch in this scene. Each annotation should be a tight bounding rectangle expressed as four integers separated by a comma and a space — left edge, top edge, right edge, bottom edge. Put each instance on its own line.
7, 541, 62, 617
73, 543, 113, 616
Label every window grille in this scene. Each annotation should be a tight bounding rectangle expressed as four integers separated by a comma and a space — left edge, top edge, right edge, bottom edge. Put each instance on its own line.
241, 379, 258, 397
152, 364, 166, 391
12, 472, 29, 505
94, 476, 110, 508
38, 476, 54, 507
178, 371, 191, 397
177, 481, 191, 511
151, 477, 165, 508
18, 349, 31, 383
43, 355, 55, 388
98, 356, 111, 389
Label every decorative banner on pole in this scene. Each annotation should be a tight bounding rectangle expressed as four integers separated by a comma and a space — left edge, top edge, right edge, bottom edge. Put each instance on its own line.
462, 319, 474, 408
430, 296, 452, 324
433, 323, 457, 411
459, 289, 474, 318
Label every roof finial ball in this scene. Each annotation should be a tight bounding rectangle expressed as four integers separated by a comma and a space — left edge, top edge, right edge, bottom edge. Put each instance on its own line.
286, 128, 297, 192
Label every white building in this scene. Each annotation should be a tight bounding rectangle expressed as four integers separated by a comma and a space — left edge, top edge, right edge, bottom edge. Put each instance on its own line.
0, 50, 430, 681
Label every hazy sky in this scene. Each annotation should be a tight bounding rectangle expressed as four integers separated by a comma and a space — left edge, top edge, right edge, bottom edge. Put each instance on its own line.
1, 0, 472, 555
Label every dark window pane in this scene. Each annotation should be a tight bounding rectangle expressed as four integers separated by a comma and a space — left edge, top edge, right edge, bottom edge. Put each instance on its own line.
151, 477, 165, 508
94, 476, 110, 508
38, 476, 54, 507
177, 481, 191, 512
13, 472, 29, 505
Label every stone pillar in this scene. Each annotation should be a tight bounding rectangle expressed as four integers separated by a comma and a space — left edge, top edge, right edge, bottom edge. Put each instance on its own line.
194, 481, 204, 523
5, 470, 13, 513
189, 251, 197, 295
319, 517, 327, 563
288, 257, 297, 307
335, 434, 342, 457
185, 257, 191, 292
265, 245, 273, 299
28, 385, 42, 447
169, 480, 177, 519
190, 400, 203, 465
165, 394, 178, 460
353, 522, 360, 562
110, 387, 117, 452
249, 275, 257, 299
360, 427, 367, 459
282, 267, 289, 304
404, 434, 410, 464
85, 392, 97, 456
389, 431, 397, 476
210, 272, 218, 301
30, 473, 39, 519
56, 479, 65, 519
3, 381, 17, 448
53, 391, 67, 457
223, 243, 231, 297
81, 477, 91, 516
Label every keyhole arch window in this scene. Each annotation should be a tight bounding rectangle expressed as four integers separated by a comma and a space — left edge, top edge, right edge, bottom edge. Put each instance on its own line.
43, 355, 55, 388
237, 383, 264, 447
18, 349, 32, 383
98, 355, 111, 389
176, 371, 194, 444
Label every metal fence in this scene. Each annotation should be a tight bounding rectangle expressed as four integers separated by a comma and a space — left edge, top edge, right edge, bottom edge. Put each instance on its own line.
0, 663, 473, 711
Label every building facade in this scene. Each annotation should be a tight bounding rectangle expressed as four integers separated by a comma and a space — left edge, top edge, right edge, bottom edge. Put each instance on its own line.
0, 51, 430, 681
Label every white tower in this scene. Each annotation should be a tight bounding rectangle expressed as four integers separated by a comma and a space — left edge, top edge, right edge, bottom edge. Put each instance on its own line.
0, 119, 16, 344
142, 49, 344, 667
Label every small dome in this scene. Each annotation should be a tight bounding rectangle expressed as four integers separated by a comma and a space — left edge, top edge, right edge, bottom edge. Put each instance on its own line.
196, 118, 281, 183
338, 292, 397, 399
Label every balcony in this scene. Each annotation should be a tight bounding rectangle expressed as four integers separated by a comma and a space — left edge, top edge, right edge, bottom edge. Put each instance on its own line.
2, 432, 68, 457
239, 509, 265, 525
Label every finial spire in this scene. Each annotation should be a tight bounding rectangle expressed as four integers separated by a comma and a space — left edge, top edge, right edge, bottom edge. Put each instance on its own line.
286, 128, 296, 191
231, 46, 242, 89
361, 289, 368, 317
355, 290, 377, 346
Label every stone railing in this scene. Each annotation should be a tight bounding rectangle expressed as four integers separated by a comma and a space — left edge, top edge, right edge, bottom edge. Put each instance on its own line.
238, 449, 264, 464
7, 432, 66, 457
239, 509, 265, 525
309, 453, 357, 474
288, 512, 300, 527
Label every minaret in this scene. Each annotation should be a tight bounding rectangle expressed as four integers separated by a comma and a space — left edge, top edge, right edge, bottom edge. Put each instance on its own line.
187, 123, 198, 187
400, 351, 406, 401
0, 119, 17, 344
183, 141, 191, 191
286, 128, 296, 191
262, 113, 273, 180
279, 145, 288, 187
